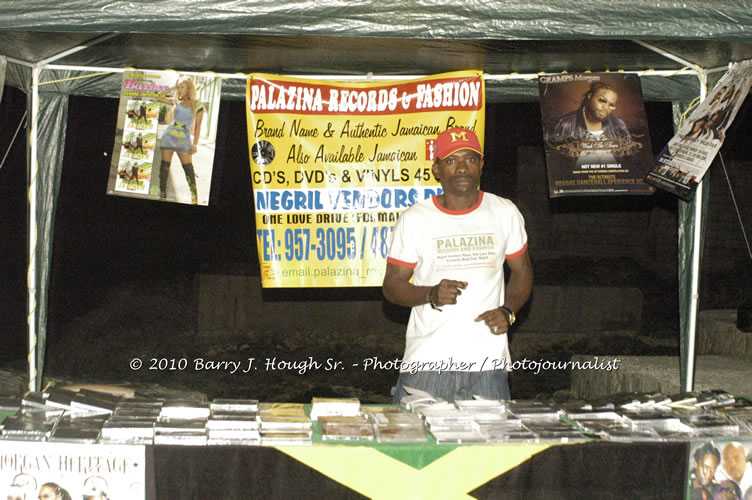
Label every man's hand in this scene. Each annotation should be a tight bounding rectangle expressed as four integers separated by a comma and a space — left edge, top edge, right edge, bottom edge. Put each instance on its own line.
431, 279, 468, 308
475, 308, 511, 335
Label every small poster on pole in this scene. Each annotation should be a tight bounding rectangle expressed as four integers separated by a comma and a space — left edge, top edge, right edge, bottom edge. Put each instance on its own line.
646, 59, 752, 200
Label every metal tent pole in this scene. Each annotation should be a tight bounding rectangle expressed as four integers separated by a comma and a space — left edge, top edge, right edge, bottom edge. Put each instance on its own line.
27, 65, 40, 391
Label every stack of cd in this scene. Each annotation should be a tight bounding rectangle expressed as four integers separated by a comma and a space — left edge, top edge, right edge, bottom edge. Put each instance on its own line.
1, 408, 62, 441
154, 418, 208, 446
49, 413, 107, 443
154, 399, 210, 445
679, 413, 739, 438
207, 399, 260, 445
318, 415, 374, 441
418, 399, 532, 443
258, 403, 311, 445
159, 399, 211, 420
70, 389, 120, 416
400, 394, 446, 413
309, 397, 361, 421
100, 398, 163, 444
368, 410, 427, 443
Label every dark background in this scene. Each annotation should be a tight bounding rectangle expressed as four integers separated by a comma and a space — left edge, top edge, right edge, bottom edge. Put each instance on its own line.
1, 85, 751, 398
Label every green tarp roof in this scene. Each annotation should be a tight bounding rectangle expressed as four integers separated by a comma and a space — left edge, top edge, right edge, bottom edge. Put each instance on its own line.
2, 1, 752, 101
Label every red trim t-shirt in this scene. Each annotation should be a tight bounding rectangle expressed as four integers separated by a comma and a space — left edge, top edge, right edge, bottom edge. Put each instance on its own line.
387, 191, 528, 372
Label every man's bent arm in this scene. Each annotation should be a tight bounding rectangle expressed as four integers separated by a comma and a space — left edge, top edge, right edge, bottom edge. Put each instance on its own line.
382, 262, 431, 307
503, 249, 534, 313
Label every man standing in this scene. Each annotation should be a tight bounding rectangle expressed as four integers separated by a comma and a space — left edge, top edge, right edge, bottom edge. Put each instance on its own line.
382, 127, 533, 403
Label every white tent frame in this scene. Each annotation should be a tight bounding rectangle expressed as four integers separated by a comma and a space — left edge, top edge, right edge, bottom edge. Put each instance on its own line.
9, 36, 731, 394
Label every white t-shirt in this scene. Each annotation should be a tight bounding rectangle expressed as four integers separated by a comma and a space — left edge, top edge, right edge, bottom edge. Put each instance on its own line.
387, 191, 528, 372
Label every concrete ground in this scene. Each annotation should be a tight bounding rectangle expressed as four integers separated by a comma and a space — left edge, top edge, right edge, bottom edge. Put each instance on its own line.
570, 310, 752, 399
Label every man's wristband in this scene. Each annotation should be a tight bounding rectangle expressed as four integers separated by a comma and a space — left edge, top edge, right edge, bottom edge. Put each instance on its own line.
499, 305, 516, 326
428, 285, 442, 312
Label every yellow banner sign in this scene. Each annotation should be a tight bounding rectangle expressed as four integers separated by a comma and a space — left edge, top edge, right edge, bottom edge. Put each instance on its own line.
246, 71, 485, 287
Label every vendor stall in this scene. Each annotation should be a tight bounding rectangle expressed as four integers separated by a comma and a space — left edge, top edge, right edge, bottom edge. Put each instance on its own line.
2, 0, 752, 425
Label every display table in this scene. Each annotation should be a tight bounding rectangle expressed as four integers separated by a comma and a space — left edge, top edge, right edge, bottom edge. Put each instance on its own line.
0, 408, 728, 499
148, 439, 689, 499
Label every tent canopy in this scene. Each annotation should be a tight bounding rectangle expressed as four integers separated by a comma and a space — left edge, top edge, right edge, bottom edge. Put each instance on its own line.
2, 0, 752, 42
2, 0, 751, 391
3, 1, 752, 100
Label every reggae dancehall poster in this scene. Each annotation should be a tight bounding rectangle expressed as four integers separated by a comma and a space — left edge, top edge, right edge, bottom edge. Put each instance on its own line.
107, 70, 222, 205
246, 70, 485, 287
539, 72, 654, 197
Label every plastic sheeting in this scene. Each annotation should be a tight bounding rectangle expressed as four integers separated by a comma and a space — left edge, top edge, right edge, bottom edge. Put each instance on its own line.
24, 92, 68, 389
2, 0, 752, 42
5, 1, 751, 99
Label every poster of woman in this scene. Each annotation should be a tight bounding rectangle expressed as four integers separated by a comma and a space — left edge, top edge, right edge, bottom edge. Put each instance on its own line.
107, 70, 222, 206
539, 72, 654, 197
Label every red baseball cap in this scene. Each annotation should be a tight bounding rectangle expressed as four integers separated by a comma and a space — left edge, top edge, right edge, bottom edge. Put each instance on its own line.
435, 127, 483, 159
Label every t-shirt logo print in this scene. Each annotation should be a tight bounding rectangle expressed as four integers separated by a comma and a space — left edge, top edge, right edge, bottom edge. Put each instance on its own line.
433, 233, 496, 270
